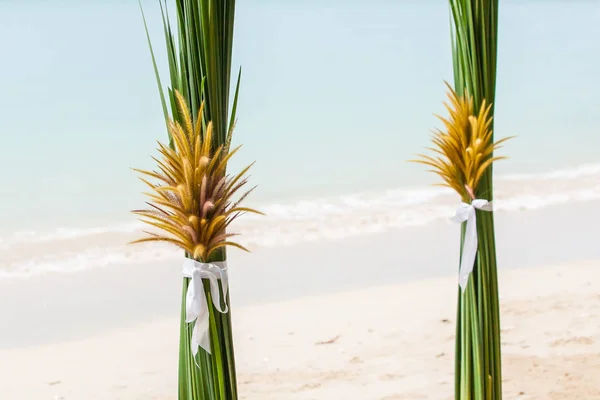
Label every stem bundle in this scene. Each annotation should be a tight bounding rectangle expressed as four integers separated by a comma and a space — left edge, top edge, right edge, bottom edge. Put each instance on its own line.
138, 1, 242, 399
449, 1, 502, 399
412, 1, 506, 398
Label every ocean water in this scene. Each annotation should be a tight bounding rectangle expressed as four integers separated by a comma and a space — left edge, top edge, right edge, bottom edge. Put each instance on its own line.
0, 1, 599, 277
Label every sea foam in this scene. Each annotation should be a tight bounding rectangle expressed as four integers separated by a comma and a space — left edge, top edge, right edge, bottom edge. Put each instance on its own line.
1, 163, 599, 277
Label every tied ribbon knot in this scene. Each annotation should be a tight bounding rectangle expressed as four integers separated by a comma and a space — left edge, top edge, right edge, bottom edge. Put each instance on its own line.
451, 199, 493, 291
182, 259, 229, 357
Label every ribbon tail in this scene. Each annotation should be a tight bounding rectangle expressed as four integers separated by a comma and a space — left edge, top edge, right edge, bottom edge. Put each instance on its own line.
458, 210, 479, 291
185, 279, 196, 323
220, 270, 229, 311
191, 319, 199, 357
196, 310, 211, 355
207, 275, 229, 314
187, 274, 212, 355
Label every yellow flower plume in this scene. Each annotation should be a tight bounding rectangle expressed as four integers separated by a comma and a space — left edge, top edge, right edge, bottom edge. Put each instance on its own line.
412, 82, 512, 201
131, 90, 263, 261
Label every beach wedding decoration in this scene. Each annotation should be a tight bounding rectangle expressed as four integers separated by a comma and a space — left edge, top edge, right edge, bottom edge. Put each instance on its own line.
135, 1, 256, 399
413, 1, 511, 398
414, 85, 510, 399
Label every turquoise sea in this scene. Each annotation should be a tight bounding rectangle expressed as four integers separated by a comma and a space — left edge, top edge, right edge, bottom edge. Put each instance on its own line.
1, 0, 599, 276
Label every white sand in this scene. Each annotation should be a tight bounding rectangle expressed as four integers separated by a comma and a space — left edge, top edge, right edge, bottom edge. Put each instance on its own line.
1, 262, 599, 400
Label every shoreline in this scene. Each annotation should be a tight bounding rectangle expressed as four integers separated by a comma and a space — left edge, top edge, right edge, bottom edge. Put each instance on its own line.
3, 161, 600, 277
1, 262, 599, 399
1, 199, 600, 349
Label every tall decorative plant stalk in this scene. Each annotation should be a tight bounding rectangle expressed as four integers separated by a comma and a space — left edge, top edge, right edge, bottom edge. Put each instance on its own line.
414, 85, 510, 399
414, 1, 507, 398
447, 1, 503, 399
137, 1, 244, 399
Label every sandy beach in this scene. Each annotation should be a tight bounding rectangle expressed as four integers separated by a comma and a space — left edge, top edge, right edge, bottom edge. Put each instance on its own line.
1, 201, 600, 399
1, 263, 599, 400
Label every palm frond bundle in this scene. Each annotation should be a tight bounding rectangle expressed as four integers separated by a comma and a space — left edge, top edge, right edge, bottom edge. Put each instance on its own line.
447, 1, 504, 398
137, 1, 244, 399
414, 11, 509, 394
417, 1, 505, 398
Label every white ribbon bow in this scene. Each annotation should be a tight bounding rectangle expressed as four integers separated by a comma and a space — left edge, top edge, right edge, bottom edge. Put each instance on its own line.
182, 259, 229, 356
452, 199, 493, 291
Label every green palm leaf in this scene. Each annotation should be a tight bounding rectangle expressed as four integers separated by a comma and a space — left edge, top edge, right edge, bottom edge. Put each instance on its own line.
137, 1, 241, 399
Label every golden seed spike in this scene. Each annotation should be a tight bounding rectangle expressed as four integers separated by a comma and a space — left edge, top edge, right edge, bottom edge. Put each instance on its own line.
410, 82, 512, 200
131, 89, 261, 262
